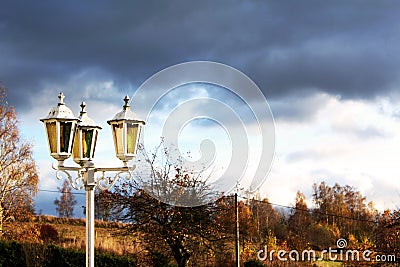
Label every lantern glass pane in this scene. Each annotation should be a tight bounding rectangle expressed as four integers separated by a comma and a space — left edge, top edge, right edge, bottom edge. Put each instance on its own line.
82, 129, 93, 158
46, 122, 57, 153
73, 131, 80, 159
60, 122, 72, 153
113, 123, 124, 154
92, 130, 98, 158
127, 123, 139, 154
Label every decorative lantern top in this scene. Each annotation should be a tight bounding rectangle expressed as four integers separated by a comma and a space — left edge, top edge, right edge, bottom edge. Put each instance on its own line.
78, 102, 102, 129
41, 92, 78, 121
107, 95, 145, 124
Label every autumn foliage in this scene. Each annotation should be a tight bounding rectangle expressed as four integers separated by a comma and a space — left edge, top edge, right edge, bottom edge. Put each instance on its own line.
0, 84, 38, 235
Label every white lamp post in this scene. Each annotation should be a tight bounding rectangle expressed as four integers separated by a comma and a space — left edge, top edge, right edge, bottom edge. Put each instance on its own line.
41, 93, 144, 267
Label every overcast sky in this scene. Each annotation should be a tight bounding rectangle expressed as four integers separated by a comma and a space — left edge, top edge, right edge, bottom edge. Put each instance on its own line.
1, 1, 400, 215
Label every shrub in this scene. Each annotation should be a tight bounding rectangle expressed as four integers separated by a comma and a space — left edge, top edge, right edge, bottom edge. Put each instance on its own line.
0, 240, 137, 267
0, 240, 25, 267
39, 224, 59, 243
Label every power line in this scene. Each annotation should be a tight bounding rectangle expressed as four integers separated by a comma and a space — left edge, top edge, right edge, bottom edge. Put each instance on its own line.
38, 189, 86, 195
239, 195, 381, 224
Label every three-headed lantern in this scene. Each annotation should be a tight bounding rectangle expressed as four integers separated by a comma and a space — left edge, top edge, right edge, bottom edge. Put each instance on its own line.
72, 102, 102, 165
40, 93, 79, 164
107, 95, 145, 166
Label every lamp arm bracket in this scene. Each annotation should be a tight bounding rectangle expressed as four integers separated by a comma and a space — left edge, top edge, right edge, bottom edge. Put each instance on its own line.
52, 162, 82, 172
52, 162, 85, 190
54, 169, 85, 190
51, 162, 137, 191
96, 165, 136, 191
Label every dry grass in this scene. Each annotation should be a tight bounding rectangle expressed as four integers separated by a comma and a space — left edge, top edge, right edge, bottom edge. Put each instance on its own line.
3, 215, 143, 256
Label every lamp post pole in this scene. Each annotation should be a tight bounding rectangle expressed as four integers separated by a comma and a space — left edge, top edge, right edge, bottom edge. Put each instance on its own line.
84, 162, 95, 267
41, 93, 144, 267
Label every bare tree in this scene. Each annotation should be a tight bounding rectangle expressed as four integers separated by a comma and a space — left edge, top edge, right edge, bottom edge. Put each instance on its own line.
54, 180, 77, 218
0, 84, 38, 235
113, 141, 231, 267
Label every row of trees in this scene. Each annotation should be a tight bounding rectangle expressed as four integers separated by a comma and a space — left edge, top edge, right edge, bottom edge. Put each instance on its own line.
91, 181, 400, 266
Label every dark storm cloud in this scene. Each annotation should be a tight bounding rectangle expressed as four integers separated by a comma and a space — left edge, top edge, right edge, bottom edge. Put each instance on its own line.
1, 0, 400, 114
269, 90, 331, 122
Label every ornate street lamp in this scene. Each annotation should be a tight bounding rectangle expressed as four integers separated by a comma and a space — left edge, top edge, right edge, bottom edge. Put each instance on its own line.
73, 102, 102, 165
108, 95, 145, 166
40, 93, 79, 165
41, 93, 144, 267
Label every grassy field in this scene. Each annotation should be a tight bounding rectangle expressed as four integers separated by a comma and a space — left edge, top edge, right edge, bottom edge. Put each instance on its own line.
3, 215, 142, 256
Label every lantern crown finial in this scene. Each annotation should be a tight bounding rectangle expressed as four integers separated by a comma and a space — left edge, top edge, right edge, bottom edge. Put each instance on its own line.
58, 92, 65, 106
80, 101, 87, 114
123, 95, 130, 110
